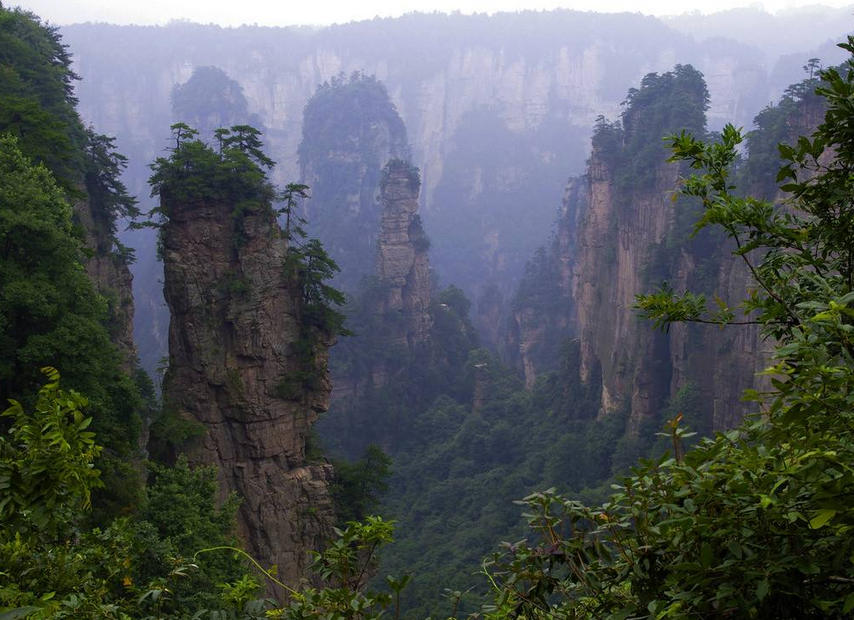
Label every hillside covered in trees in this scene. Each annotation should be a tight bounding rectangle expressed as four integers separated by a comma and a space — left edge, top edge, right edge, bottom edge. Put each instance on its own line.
2, 3, 854, 619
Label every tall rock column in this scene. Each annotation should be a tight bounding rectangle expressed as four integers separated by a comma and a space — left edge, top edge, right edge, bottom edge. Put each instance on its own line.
160, 175, 335, 589
376, 160, 433, 350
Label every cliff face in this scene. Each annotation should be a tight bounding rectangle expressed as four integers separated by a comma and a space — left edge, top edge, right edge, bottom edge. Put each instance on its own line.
512, 72, 829, 434
299, 74, 410, 292
74, 199, 137, 367
161, 191, 335, 588
60, 11, 824, 372
507, 177, 582, 387
507, 65, 767, 431
376, 161, 433, 350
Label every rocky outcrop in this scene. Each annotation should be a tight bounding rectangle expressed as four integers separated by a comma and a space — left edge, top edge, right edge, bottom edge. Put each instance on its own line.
299, 74, 410, 292
506, 65, 771, 432
572, 151, 683, 424
512, 72, 829, 434
376, 160, 432, 350
161, 190, 335, 590
62, 11, 831, 372
74, 199, 137, 367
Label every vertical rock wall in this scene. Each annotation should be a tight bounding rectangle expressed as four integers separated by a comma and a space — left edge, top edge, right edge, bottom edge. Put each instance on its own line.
161, 192, 335, 589
74, 199, 138, 368
376, 161, 433, 351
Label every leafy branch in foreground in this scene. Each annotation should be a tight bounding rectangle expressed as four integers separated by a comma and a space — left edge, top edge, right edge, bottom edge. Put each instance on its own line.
480, 38, 854, 619
197, 516, 408, 620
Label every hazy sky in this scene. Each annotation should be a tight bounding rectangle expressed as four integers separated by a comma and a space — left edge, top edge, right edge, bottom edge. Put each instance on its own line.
10, 0, 854, 27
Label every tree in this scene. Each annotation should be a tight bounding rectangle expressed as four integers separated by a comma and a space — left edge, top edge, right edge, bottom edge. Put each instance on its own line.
83, 128, 139, 258
482, 40, 854, 619
0, 370, 252, 618
0, 6, 84, 191
0, 133, 141, 520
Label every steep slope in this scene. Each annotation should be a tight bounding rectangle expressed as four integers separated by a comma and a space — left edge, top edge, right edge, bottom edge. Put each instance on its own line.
321, 158, 466, 458
155, 136, 337, 589
514, 65, 765, 433
506, 177, 582, 386
374, 160, 433, 350
512, 66, 828, 438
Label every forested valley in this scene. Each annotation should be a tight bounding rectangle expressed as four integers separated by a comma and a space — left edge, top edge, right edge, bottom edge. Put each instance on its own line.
2, 3, 854, 618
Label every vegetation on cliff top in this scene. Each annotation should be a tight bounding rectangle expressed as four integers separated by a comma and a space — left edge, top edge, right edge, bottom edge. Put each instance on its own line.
4, 3, 854, 617
298, 72, 410, 290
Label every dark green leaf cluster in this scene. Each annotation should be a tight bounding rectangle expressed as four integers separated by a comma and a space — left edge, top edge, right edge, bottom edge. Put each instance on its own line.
272, 517, 405, 620
0, 134, 142, 518
330, 445, 392, 524
0, 367, 100, 539
592, 64, 709, 195
0, 6, 84, 191
149, 122, 276, 224
84, 129, 140, 261
0, 372, 253, 618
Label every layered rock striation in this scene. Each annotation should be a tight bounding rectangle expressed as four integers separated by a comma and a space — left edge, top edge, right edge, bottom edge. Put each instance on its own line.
509, 65, 773, 433
62, 10, 838, 371
161, 185, 335, 589
375, 160, 433, 350
75, 198, 138, 367
511, 69, 828, 434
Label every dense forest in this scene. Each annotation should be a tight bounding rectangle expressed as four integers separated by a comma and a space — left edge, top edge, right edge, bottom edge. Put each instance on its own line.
2, 3, 854, 619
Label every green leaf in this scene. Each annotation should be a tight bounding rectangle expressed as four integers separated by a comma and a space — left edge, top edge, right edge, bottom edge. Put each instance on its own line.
700, 543, 713, 568
809, 509, 836, 529
756, 579, 769, 601
0, 608, 42, 620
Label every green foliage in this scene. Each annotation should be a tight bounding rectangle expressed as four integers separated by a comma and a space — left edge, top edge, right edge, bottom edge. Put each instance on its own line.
331, 445, 392, 524
139, 456, 244, 611
741, 67, 823, 198
481, 39, 854, 619
83, 129, 139, 260
149, 122, 276, 227
0, 134, 141, 520
298, 72, 409, 290
299, 72, 408, 174
172, 66, 259, 140
380, 158, 421, 195
0, 367, 100, 539
269, 517, 406, 620
276, 183, 349, 400
0, 373, 255, 618
0, 6, 84, 191
593, 64, 709, 195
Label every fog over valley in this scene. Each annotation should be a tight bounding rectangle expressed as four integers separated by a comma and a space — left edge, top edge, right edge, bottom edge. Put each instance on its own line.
2, 2, 854, 617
